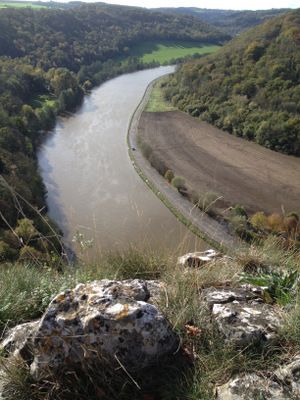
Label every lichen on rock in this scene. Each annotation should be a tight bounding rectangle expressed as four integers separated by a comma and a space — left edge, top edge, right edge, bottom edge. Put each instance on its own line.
202, 286, 282, 346
16, 279, 177, 380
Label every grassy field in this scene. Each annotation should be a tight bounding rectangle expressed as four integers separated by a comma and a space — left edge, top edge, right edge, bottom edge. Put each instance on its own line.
28, 94, 56, 109
122, 40, 220, 64
144, 78, 177, 112
0, 1, 47, 8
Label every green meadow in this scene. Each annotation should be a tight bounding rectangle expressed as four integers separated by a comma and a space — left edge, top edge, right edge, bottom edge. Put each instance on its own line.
123, 40, 221, 64
28, 93, 56, 109
0, 2, 47, 8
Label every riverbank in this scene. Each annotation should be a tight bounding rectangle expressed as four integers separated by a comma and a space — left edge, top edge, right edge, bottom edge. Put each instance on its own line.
38, 67, 210, 256
127, 77, 240, 252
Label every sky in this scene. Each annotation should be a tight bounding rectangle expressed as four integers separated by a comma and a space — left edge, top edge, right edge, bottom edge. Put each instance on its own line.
71, 0, 300, 11
27, 0, 299, 9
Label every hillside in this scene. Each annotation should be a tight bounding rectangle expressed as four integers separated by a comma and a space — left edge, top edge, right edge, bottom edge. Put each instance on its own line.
0, 4, 230, 261
0, 4, 230, 62
152, 7, 290, 35
163, 8, 300, 156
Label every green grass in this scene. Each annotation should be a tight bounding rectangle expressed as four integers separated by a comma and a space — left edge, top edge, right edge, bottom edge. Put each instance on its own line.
143, 78, 177, 112
121, 40, 220, 65
0, 238, 299, 399
0, 248, 173, 331
27, 94, 56, 110
0, 2, 47, 8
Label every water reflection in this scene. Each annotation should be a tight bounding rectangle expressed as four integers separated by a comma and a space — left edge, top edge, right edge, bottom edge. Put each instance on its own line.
38, 67, 210, 257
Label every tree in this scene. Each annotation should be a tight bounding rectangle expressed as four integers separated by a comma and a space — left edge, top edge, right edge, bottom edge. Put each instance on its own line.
15, 218, 37, 244
230, 205, 248, 219
164, 169, 174, 183
50, 68, 79, 96
171, 175, 185, 190
250, 212, 268, 230
267, 213, 284, 233
284, 216, 298, 236
199, 191, 220, 213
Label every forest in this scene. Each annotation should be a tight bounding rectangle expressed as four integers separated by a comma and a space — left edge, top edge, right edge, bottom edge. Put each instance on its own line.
152, 7, 290, 35
163, 9, 300, 156
0, 4, 230, 260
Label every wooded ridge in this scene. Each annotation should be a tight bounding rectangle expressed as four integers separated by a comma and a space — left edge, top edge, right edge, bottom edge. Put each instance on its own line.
163, 9, 300, 156
151, 7, 290, 35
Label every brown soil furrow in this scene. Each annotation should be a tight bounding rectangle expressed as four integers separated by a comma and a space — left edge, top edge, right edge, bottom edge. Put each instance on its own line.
139, 110, 300, 216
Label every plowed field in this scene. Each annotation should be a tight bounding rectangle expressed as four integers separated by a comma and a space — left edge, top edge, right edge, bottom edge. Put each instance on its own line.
138, 111, 300, 216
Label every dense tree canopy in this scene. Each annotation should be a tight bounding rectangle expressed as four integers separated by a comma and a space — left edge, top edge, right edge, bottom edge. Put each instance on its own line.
164, 9, 300, 156
152, 7, 289, 36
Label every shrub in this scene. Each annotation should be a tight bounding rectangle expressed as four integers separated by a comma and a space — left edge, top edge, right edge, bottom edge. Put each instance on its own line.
139, 139, 153, 160
267, 213, 284, 233
198, 191, 220, 215
230, 205, 248, 219
250, 212, 268, 230
229, 215, 248, 237
164, 169, 174, 183
189, 189, 201, 205
15, 218, 37, 244
19, 246, 46, 262
285, 212, 299, 222
171, 175, 185, 190
0, 241, 18, 261
149, 152, 168, 176
284, 216, 298, 236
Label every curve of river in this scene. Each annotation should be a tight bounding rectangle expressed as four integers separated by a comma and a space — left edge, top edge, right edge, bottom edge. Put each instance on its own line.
38, 66, 210, 257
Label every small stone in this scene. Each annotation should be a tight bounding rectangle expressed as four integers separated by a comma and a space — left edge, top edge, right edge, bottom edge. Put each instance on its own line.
177, 249, 221, 268
0, 320, 39, 356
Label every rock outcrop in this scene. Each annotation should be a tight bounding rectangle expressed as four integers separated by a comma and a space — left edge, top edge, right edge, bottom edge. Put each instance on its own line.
3, 279, 177, 380
0, 259, 296, 400
216, 356, 300, 399
202, 286, 282, 346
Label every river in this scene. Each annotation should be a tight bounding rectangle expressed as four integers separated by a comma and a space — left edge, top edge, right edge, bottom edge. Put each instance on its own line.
38, 66, 210, 257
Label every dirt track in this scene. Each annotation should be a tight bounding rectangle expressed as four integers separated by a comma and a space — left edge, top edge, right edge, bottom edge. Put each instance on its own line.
138, 111, 300, 217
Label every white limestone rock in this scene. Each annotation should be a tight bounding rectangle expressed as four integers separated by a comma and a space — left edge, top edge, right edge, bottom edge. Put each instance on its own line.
216, 373, 292, 400
274, 356, 300, 395
1, 320, 39, 356
19, 279, 178, 380
212, 300, 281, 345
177, 249, 221, 268
203, 287, 281, 346
216, 357, 300, 399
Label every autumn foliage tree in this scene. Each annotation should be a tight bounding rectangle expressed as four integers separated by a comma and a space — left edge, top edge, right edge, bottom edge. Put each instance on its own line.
164, 9, 300, 156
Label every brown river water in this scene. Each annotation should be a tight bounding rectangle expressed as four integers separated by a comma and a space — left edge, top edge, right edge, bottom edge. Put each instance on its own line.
38, 66, 210, 258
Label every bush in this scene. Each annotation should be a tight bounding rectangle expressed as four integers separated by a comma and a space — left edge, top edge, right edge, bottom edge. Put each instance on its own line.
0, 240, 18, 261
139, 139, 153, 160
285, 212, 299, 222
189, 189, 201, 205
171, 175, 185, 190
198, 191, 220, 215
149, 152, 168, 176
229, 215, 248, 237
250, 212, 269, 230
267, 213, 284, 233
164, 169, 174, 183
284, 216, 298, 236
230, 205, 248, 219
